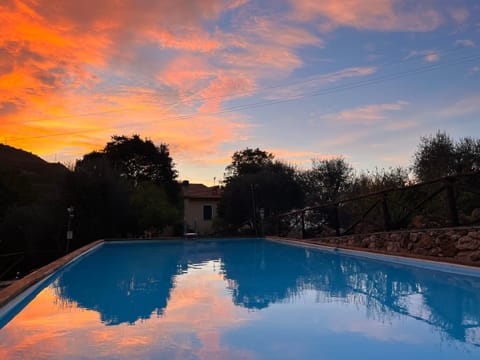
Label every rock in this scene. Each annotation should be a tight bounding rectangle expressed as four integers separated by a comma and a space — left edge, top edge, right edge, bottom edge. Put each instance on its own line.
399, 236, 409, 249
390, 233, 401, 242
457, 236, 480, 251
439, 241, 458, 257
386, 243, 399, 253
418, 233, 434, 249
352, 236, 362, 246
361, 238, 370, 248
409, 233, 419, 243
375, 237, 385, 248
467, 231, 480, 240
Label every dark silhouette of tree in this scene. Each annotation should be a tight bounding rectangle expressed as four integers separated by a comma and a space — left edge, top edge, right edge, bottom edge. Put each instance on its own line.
413, 131, 480, 182
0, 145, 69, 276
79, 135, 179, 201
70, 135, 182, 241
130, 182, 180, 233
299, 157, 353, 206
68, 157, 132, 245
350, 167, 409, 195
219, 149, 303, 234
454, 136, 480, 174
224, 148, 274, 182
413, 131, 456, 181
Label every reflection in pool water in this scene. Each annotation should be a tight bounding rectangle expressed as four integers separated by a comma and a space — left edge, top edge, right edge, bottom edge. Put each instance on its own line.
0, 239, 480, 359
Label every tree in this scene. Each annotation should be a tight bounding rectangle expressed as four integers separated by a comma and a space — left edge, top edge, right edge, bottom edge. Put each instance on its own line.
350, 167, 409, 195
224, 148, 274, 182
78, 135, 179, 200
454, 137, 480, 174
130, 182, 180, 233
219, 149, 303, 234
413, 131, 456, 182
69, 157, 132, 244
299, 157, 353, 206
413, 132, 480, 182
71, 135, 182, 241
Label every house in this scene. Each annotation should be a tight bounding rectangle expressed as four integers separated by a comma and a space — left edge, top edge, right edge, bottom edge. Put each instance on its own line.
182, 181, 222, 236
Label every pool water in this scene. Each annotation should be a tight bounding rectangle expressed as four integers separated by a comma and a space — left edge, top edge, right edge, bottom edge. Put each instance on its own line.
1, 239, 480, 359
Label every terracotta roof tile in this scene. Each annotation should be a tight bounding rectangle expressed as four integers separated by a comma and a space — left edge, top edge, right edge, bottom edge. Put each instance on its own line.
183, 183, 222, 199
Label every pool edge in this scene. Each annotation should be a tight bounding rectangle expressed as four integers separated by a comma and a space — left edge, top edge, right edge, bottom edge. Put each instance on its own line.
268, 236, 480, 276
0, 240, 104, 310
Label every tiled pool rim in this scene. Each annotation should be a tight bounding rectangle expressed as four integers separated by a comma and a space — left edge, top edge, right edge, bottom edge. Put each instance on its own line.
1, 236, 480, 313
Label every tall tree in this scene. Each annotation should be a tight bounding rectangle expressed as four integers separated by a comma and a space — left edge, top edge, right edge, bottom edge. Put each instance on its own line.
224, 148, 274, 182
71, 135, 181, 241
79, 135, 179, 200
350, 167, 409, 195
454, 137, 480, 174
413, 131, 456, 182
412, 132, 480, 182
219, 149, 303, 234
299, 157, 353, 205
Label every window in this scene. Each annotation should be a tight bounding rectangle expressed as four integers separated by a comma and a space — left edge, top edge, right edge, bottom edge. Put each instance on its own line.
203, 205, 213, 221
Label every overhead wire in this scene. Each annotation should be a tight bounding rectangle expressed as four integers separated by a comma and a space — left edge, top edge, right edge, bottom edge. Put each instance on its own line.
4, 48, 480, 142
9, 42, 474, 125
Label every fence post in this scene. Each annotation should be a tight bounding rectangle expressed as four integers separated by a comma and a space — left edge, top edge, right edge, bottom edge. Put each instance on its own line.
381, 193, 391, 231
332, 205, 340, 236
301, 210, 305, 239
445, 177, 459, 226
277, 215, 280, 237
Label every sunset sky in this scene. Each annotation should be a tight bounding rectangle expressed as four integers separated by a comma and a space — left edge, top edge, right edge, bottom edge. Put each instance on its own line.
1, 0, 479, 184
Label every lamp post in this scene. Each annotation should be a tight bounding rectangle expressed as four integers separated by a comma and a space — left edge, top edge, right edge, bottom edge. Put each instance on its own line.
66, 206, 74, 254
250, 184, 258, 236
259, 208, 265, 237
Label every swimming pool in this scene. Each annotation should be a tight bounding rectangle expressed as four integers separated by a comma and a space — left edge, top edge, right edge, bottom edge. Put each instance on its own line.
1, 238, 480, 359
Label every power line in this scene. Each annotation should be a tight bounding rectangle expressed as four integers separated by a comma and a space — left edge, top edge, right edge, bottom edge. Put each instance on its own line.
11, 43, 475, 125
4, 51, 480, 143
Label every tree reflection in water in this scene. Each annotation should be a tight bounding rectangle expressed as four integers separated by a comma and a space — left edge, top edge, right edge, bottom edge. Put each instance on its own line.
54, 239, 480, 346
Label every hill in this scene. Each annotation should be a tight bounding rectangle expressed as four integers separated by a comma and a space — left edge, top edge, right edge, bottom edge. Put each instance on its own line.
0, 145, 70, 277
0, 144, 68, 181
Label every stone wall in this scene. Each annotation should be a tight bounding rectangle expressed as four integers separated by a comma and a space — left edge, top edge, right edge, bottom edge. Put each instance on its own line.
310, 226, 480, 266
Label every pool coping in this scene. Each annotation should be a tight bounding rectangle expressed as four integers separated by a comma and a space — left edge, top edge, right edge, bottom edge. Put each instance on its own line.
0, 240, 104, 310
267, 236, 480, 277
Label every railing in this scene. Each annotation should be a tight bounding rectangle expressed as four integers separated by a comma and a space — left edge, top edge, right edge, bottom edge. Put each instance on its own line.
0, 252, 24, 282
277, 172, 480, 239
0, 250, 61, 283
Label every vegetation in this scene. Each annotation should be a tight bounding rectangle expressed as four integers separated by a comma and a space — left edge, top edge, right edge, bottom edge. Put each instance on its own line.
219, 149, 303, 234
1, 131, 479, 278
71, 135, 181, 244
413, 131, 480, 182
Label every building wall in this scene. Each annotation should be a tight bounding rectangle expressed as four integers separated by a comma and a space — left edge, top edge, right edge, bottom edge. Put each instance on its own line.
184, 198, 218, 235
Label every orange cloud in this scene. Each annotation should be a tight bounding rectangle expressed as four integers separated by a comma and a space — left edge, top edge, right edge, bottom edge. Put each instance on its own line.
320, 101, 409, 124
0, 0, 326, 173
289, 0, 443, 32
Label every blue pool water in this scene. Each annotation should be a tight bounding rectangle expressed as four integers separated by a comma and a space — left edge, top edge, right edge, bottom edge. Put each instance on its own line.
1, 238, 480, 359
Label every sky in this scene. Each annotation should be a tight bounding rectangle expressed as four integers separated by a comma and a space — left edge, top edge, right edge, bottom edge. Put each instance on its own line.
1, 0, 479, 185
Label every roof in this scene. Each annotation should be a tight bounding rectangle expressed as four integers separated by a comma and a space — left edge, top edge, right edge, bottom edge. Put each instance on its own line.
182, 183, 222, 200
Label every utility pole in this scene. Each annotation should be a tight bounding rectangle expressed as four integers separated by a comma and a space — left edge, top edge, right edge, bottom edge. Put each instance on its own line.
250, 184, 258, 236
66, 206, 74, 254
